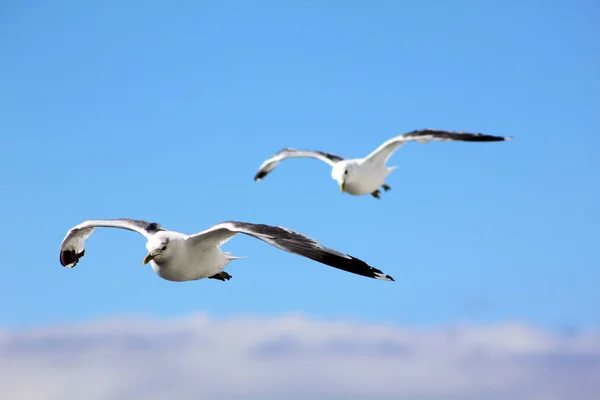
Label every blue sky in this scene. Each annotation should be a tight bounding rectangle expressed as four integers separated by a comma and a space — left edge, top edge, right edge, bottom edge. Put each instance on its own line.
1, 0, 599, 333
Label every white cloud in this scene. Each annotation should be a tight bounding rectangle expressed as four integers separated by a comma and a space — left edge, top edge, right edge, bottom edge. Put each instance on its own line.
1, 313, 598, 400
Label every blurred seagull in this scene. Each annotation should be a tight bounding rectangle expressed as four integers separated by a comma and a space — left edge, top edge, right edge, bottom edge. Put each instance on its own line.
253, 129, 513, 199
59, 218, 394, 282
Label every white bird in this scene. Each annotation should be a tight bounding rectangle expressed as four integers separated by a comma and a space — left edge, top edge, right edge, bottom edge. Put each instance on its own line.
59, 218, 394, 282
254, 129, 514, 199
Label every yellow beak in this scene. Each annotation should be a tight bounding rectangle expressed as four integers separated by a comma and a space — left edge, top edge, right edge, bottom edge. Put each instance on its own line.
143, 253, 157, 265
340, 181, 345, 193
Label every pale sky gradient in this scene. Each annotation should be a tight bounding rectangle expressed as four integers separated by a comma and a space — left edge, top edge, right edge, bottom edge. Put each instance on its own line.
2, 314, 599, 400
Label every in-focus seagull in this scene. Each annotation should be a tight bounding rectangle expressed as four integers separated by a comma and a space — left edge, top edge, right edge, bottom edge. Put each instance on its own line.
59, 218, 394, 282
254, 129, 514, 199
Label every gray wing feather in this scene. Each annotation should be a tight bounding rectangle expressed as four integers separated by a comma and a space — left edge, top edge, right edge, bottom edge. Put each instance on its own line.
253, 148, 345, 181
366, 129, 514, 164
187, 221, 393, 281
59, 218, 164, 268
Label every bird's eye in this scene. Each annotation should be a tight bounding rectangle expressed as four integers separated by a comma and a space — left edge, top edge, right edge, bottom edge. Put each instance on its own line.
161, 245, 167, 251
344, 170, 348, 175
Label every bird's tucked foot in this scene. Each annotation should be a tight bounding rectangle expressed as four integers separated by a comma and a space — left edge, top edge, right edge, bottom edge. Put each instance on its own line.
371, 190, 381, 199
209, 271, 233, 281
382, 184, 391, 192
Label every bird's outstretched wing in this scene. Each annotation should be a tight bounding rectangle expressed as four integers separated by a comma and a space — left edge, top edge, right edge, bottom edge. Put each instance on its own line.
187, 221, 394, 281
253, 148, 345, 182
59, 219, 164, 268
365, 129, 514, 164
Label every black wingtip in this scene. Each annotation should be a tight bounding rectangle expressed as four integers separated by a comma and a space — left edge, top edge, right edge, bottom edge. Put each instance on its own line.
474, 135, 511, 142
461, 132, 512, 142
370, 265, 395, 281
447, 133, 510, 142
60, 249, 85, 268
324, 252, 394, 282
254, 171, 268, 181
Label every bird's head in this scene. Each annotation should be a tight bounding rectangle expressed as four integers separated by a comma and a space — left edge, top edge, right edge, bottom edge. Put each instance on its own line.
143, 238, 171, 265
331, 161, 357, 193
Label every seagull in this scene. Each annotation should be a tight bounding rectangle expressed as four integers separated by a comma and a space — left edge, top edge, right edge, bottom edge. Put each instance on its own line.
59, 218, 394, 282
253, 129, 514, 199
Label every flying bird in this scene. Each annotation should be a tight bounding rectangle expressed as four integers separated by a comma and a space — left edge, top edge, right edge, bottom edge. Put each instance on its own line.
254, 129, 514, 199
59, 218, 394, 282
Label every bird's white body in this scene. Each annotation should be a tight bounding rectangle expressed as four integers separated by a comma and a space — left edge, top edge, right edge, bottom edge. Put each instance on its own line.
145, 232, 234, 282
149, 246, 230, 282
331, 159, 396, 196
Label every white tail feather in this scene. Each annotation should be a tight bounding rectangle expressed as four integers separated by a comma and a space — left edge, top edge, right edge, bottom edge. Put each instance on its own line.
224, 252, 248, 260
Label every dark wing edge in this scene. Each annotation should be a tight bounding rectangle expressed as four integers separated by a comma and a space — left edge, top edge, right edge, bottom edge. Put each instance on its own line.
222, 221, 394, 281
253, 148, 345, 182
311, 150, 345, 163
366, 128, 514, 163
59, 218, 164, 268
402, 129, 514, 142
